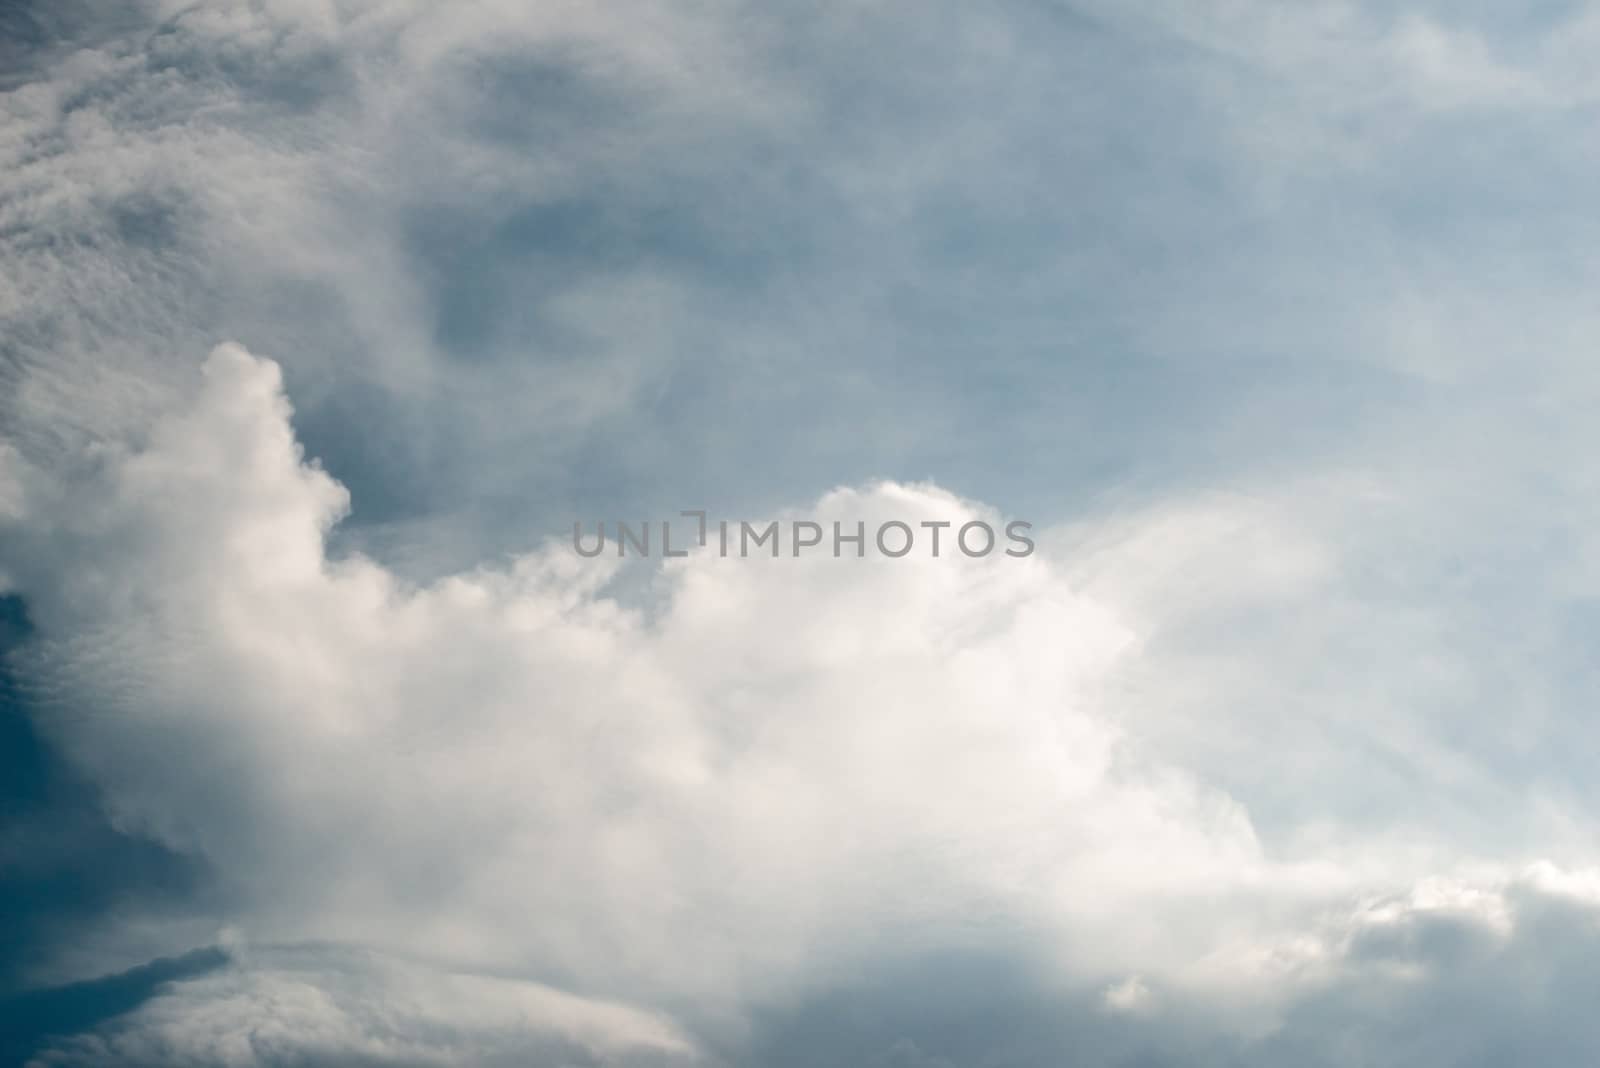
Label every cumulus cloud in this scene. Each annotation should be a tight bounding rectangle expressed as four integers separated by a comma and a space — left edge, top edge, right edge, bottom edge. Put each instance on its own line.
2, 345, 1257, 1006
3, 344, 1599, 1064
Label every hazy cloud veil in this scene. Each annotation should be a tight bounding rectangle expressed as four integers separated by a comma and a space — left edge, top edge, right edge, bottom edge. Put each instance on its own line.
5, 1, 1600, 1065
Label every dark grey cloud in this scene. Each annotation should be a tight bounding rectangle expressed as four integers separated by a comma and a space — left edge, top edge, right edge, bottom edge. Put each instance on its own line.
0, 595, 212, 997
0, 945, 227, 1067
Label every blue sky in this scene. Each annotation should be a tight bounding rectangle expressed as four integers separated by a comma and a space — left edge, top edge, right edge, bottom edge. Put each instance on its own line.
5, 1, 1600, 1065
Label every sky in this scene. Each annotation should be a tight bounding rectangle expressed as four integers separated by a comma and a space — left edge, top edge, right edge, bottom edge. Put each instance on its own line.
4, 0, 1600, 1065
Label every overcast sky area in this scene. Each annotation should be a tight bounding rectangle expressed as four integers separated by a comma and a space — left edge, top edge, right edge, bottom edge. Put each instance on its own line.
4, 0, 1600, 1065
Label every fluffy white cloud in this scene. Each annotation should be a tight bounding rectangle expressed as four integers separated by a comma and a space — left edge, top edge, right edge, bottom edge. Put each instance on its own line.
7, 344, 1600, 1064
2, 345, 1256, 1003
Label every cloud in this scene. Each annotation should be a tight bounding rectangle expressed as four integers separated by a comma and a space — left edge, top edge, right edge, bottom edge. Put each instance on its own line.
26, 943, 699, 1068
14, 0, 1598, 578
0, 946, 226, 1066
6, 343, 1600, 1064
1101, 975, 1152, 1014
1, 345, 1258, 1007
8, 1, 1600, 1064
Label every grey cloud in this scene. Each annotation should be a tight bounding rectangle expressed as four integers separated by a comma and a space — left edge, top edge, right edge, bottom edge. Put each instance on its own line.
0, 946, 227, 1066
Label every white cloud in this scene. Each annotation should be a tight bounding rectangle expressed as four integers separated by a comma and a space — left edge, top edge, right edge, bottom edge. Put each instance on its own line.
9, 343, 1600, 1063
4, 345, 1261, 1004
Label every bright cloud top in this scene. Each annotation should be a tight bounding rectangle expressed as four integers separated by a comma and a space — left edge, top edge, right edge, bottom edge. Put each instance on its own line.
4, 346, 1229, 994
